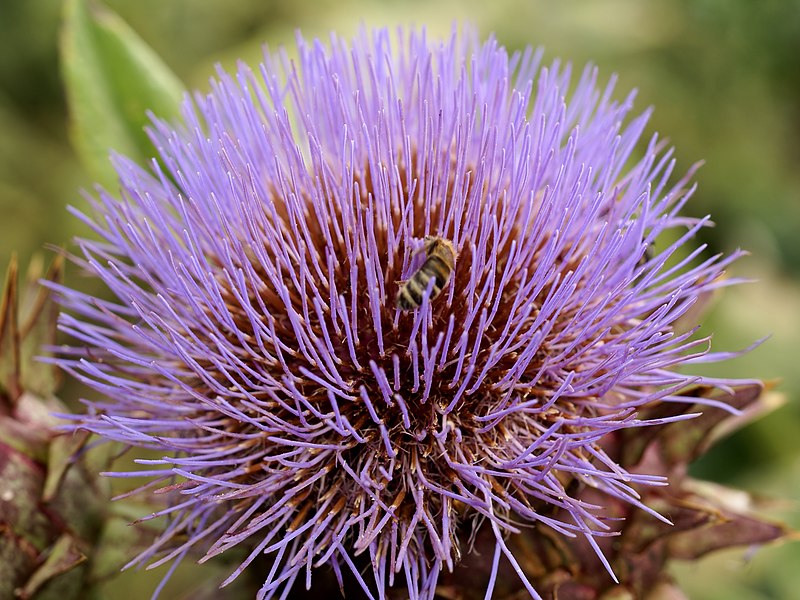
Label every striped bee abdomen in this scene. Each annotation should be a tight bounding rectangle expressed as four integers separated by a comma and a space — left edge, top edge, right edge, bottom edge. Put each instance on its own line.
396, 236, 456, 311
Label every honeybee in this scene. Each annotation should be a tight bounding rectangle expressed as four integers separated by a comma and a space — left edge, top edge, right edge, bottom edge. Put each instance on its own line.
639, 243, 654, 267
635, 242, 654, 274
396, 236, 456, 311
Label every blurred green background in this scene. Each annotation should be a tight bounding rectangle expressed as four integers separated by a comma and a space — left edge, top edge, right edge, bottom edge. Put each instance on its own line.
1, 0, 798, 598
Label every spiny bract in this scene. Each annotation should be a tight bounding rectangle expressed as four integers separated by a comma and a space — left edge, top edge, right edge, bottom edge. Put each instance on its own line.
0, 258, 108, 599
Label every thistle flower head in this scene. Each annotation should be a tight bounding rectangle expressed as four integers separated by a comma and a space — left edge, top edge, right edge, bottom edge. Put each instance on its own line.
55, 27, 755, 599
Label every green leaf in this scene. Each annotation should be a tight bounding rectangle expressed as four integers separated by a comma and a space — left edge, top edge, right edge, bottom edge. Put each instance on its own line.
60, 0, 185, 189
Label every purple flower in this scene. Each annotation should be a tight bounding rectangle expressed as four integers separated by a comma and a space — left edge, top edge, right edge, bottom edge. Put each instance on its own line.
55, 27, 752, 600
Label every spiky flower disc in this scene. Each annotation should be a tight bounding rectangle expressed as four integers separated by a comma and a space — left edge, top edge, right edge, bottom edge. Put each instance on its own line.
55, 28, 751, 599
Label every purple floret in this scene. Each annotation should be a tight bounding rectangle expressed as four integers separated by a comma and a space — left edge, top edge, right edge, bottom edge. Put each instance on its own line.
53, 27, 752, 600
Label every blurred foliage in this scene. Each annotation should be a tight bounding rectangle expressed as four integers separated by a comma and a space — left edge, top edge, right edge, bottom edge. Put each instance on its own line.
0, 0, 797, 598
61, 0, 185, 188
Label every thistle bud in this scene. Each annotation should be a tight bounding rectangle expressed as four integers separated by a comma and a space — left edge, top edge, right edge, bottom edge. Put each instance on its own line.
0, 257, 108, 599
